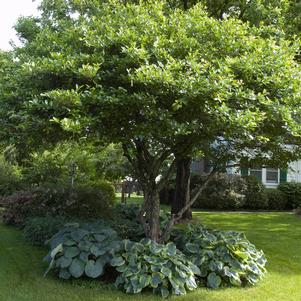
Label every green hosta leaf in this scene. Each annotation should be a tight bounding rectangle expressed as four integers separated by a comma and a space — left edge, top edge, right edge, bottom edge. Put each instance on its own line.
175, 266, 187, 278
133, 242, 144, 252
94, 234, 106, 242
189, 263, 201, 276
209, 260, 224, 272
140, 238, 151, 246
90, 245, 106, 257
78, 241, 92, 252
56, 256, 72, 268
69, 258, 85, 278
186, 243, 199, 254
166, 243, 176, 256
79, 251, 89, 262
139, 274, 151, 287
85, 259, 104, 278
161, 287, 169, 298
150, 243, 162, 255
50, 244, 63, 259
63, 239, 76, 246
186, 275, 197, 290
151, 265, 161, 272
161, 266, 172, 278
232, 249, 249, 261
111, 256, 125, 267
115, 275, 125, 287
59, 269, 71, 280
207, 272, 222, 289
246, 273, 260, 285
173, 284, 186, 295
169, 277, 180, 290
247, 262, 262, 275
144, 255, 157, 264
43, 258, 55, 277
116, 264, 128, 272
71, 229, 89, 242
64, 246, 80, 258
151, 273, 163, 288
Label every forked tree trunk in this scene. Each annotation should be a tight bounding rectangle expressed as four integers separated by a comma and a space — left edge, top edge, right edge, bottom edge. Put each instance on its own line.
143, 183, 161, 242
171, 156, 192, 221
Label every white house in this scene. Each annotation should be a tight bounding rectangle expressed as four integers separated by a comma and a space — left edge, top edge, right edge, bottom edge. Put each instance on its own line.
191, 159, 301, 188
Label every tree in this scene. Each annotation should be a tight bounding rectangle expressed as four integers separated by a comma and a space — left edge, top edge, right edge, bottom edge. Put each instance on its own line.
1, 0, 301, 241
169, 0, 301, 221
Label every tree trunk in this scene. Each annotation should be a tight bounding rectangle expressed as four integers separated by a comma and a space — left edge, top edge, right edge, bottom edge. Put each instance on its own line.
171, 156, 192, 221
121, 181, 126, 204
143, 184, 161, 242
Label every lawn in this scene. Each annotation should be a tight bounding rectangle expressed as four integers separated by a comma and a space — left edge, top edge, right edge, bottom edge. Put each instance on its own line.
0, 212, 300, 301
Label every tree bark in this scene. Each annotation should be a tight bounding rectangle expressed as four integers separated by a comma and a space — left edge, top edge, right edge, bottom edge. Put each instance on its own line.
171, 156, 192, 221
143, 183, 160, 242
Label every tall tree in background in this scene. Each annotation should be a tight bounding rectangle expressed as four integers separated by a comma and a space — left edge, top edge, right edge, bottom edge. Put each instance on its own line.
169, 0, 301, 220
1, 0, 301, 241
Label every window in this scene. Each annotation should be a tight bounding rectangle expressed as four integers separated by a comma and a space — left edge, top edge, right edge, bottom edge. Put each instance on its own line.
266, 168, 279, 183
249, 168, 262, 182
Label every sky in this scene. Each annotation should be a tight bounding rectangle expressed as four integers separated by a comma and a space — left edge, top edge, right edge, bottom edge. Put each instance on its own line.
0, 0, 40, 50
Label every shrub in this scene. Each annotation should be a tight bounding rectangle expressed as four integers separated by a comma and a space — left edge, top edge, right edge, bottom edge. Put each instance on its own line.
0, 155, 23, 196
265, 189, 287, 210
243, 176, 268, 210
278, 182, 301, 209
192, 174, 247, 210
173, 224, 267, 288
93, 180, 115, 206
110, 204, 169, 241
23, 216, 67, 246
1, 183, 115, 226
109, 204, 144, 240
1, 191, 39, 225
44, 221, 122, 280
65, 184, 115, 219
114, 239, 200, 297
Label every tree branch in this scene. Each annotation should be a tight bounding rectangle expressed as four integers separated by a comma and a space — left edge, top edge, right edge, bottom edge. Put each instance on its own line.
160, 166, 217, 242
157, 158, 176, 191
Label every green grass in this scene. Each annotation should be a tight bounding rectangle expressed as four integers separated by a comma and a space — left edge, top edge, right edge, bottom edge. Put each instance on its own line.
0, 212, 301, 301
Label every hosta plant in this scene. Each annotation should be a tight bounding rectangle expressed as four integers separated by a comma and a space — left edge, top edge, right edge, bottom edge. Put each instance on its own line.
44, 221, 122, 280
173, 225, 267, 289
114, 239, 200, 298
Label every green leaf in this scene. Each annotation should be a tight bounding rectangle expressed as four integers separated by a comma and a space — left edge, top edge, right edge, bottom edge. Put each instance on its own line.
69, 258, 85, 278
161, 266, 172, 278
90, 245, 106, 257
85, 259, 104, 278
151, 273, 163, 288
58, 269, 71, 280
166, 242, 176, 256
111, 256, 125, 267
50, 243, 63, 258
232, 249, 249, 261
207, 272, 222, 289
63, 239, 76, 246
71, 229, 89, 242
186, 243, 199, 254
64, 246, 80, 258
161, 287, 169, 298
186, 276, 197, 290
116, 264, 128, 272
79, 251, 89, 262
56, 256, 72, 268
94, 234, 106, 242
